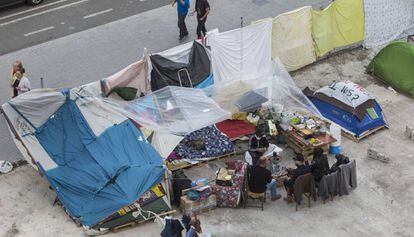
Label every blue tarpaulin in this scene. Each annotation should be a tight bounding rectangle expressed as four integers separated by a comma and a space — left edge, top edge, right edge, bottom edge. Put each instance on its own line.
310, 98, 387, 137
195, 75, 214, 89
34, 98, 164, 226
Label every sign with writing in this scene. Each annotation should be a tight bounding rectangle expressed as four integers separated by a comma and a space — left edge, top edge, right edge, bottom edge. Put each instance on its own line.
316, 80, 373, 108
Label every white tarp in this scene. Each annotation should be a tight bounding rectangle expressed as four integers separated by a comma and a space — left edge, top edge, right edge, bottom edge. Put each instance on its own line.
151, 132, 183, 158
316, 80, 374, 108
364, 0, 414, 48
209, 20, 273, 82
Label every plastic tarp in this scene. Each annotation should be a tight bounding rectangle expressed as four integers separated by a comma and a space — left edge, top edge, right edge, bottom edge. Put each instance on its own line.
367, 42, 414, 97
312, 0, 365, 57
209, 20, 273, 82
151, 132, 183, 158
115, 86, 231, 136
35, 99, 164, 227
150, 41, 211, 91
101, 49, 151, 97
364, 0, 414, 48
315, 81, 374, 108
270, 59, 321, 115
254, 7, 316, 71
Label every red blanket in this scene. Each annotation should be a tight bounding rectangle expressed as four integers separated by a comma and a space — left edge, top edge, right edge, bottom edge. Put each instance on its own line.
216, 120, 256, 140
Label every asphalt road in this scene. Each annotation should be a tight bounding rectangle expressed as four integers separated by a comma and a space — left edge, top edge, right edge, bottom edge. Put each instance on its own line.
0, 0, 169, 55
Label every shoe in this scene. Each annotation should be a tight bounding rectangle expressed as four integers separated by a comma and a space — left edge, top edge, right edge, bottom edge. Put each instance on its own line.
271, 194, 282, 201
179, 36, 184, 41
283, 196, 293, 204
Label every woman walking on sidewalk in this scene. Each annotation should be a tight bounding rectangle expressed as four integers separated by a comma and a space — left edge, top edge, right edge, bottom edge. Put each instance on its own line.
11, 60, 24, 98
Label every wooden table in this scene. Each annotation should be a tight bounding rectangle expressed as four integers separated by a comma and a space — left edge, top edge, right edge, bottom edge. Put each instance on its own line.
286, 129, 336, 161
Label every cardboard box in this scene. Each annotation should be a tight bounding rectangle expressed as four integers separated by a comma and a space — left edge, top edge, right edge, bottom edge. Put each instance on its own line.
180, 194, 217, 216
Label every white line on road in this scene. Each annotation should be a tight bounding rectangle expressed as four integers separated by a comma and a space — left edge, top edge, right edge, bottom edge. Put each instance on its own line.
0, 0, 89, 27
0, 0, 67, 21
24, 26, 55, 37
83, 8, 113, 19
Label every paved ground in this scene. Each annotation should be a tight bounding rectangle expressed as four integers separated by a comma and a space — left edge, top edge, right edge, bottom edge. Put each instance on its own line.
0, 0, 331, 163
0, 0, 168, 55
5, 1, 413, 237
2, 47, 414, 237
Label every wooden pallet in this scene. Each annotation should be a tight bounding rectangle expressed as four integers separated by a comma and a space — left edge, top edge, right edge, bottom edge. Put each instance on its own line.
341, 125, 387, 143
166, 152, 237, 171
286, 133, 329, 161
111, 210, 176, 233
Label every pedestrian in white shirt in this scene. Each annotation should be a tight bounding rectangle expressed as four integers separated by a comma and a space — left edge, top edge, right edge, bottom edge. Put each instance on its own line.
14, 70, 31, 95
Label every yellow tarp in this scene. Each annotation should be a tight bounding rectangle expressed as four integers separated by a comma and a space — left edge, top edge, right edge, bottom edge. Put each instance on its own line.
272, 7, 316, 71
253, 7, 316, 71
312, 0, 365, 57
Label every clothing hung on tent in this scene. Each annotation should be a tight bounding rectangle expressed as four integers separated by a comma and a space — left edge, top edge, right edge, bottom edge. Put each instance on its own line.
101, 49, 151, 98
150, 41, 211, 91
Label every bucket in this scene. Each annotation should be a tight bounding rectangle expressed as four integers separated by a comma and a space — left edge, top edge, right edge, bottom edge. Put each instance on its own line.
329, 124, 341, 155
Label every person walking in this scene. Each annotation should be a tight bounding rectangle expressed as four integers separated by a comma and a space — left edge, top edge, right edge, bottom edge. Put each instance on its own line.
14, 70, 31, 96
172, 0, 190, 41
11, 60, 24, 98
190, 0, 210, 39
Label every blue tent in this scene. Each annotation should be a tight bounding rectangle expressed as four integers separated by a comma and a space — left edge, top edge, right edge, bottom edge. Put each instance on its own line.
6, 89, 165, 227
307, 95, 387, 138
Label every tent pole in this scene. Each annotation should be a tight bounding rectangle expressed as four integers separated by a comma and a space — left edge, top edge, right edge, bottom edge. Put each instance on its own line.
240, 17, 244, 81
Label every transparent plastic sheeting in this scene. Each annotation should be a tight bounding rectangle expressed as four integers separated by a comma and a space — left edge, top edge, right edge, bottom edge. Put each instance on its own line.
202, 58, 321, 116
106, 86, 231, 136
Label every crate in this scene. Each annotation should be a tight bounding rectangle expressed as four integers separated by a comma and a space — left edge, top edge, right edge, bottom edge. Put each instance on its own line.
180, 194, 217, 216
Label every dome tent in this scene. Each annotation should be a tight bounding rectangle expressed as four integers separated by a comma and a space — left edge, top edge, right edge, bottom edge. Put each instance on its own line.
367, 41, 414, 97
304, 81, 388, 140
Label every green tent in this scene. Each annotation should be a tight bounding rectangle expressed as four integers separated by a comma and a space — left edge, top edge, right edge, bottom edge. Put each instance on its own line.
367, 42, 414, 97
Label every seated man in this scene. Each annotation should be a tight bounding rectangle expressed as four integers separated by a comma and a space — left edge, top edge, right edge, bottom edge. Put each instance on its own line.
249, 157, 281, 201
311, 148, 330, 183
283, 154, 311, 203
249, 130, 269, 151
328, 153, 350, 174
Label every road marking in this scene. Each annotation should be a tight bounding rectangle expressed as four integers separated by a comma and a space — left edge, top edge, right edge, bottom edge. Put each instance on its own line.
24, 26, 55, 37
0, 0, 89, 27
83, 8, 113, 19
0, 0, 67, 21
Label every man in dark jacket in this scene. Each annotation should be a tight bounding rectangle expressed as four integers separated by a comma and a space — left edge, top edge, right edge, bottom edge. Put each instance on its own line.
311, 148, 330, 182
190, 0, 210, 39
249, 157, 281, 201
283, 154, 311, 202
